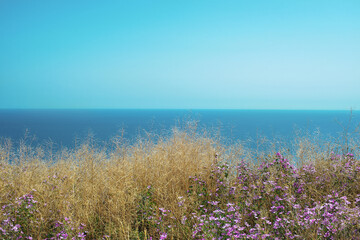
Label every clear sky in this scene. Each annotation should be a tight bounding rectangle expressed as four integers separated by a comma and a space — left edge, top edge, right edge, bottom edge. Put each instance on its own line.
0, 0, 359, 110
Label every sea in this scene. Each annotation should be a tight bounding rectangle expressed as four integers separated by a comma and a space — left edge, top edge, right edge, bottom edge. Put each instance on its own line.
0, 109, 358, 149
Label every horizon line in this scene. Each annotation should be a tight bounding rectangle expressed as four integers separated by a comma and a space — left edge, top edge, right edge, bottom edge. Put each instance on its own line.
0, 108, 357, 111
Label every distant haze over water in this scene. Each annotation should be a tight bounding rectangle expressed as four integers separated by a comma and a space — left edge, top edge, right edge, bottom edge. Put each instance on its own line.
0, 109, 358, 148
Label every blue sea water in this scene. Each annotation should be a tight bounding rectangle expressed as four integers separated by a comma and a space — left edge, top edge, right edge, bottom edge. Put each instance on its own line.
0, 109, 358, 149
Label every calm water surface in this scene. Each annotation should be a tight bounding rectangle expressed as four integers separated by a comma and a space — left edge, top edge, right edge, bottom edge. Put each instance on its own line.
0, 109, 358, 148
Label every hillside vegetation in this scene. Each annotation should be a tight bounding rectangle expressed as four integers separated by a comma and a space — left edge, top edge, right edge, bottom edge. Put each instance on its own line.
0, 127, 360, 239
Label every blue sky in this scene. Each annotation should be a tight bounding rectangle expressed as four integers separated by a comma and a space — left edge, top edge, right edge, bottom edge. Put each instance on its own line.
0, 0, 359, 109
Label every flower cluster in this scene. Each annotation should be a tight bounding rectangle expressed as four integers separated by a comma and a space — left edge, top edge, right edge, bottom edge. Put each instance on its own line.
149, 152, 360, 239
0, 191, 87, 240
0, 190, 38, 239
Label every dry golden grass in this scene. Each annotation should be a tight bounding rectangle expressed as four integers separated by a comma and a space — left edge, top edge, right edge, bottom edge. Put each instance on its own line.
0, 126, 359, 239
0, 129, 223, 239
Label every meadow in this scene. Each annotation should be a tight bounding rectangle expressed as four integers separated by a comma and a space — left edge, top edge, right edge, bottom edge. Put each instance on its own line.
1, 125, 360, 239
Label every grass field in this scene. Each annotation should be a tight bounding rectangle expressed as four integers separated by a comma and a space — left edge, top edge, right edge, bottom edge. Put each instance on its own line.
1, 127, 360, 239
